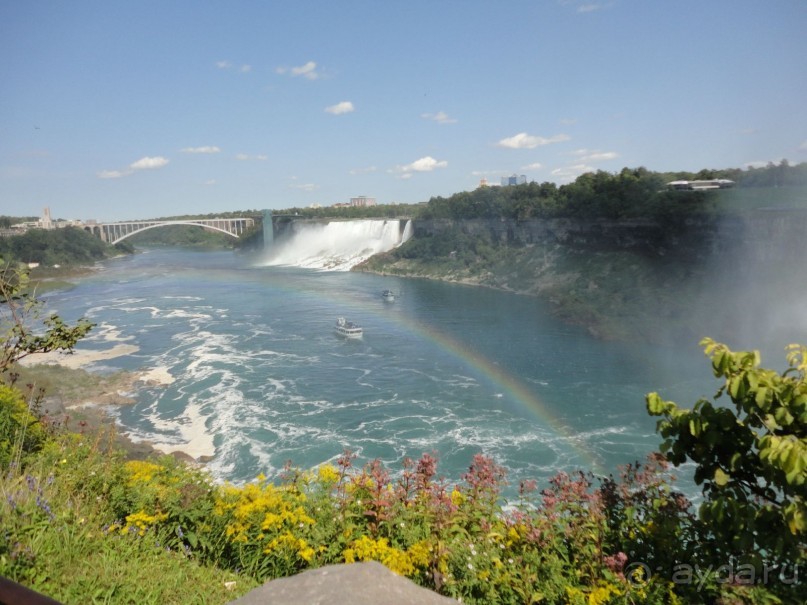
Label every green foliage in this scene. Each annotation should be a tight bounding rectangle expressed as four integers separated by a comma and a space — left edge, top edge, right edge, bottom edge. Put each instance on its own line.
126, 224, 238, 248
647, 339, 807, 588
0, 384, 49, 468
274, 203, 417, 220
417, 168, 711, 222
1, 430, 255, 604
0, 215, 38, 229
0, 261, 94, 374
0, 226, 118, 267
278, 162, 806, 224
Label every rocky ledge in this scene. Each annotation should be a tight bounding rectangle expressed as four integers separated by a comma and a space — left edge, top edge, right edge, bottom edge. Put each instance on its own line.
227, 562, 459, 605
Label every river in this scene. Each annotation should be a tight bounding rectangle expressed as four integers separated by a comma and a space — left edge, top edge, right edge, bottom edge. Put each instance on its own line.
43, 246, 725, 496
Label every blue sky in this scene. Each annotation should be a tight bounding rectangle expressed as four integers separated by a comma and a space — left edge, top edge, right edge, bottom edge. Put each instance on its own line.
2, 0, 806, 222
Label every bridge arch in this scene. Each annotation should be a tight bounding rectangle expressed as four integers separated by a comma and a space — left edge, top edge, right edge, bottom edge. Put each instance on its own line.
88, 218, 255, 245
107, 221, 240, 245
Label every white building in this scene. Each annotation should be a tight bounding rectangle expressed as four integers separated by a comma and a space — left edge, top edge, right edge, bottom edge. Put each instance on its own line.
350, 196, 376, 207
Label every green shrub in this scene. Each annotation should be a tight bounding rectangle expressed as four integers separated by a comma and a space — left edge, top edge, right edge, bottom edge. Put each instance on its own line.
0, 383, 48, 468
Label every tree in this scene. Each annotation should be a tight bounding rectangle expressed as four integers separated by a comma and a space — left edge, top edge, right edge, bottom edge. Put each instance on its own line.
0, 260, 94, 376
647, 338, 806, 576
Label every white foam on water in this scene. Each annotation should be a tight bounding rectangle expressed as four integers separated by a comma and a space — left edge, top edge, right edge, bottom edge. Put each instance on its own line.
135, 402, 216, 460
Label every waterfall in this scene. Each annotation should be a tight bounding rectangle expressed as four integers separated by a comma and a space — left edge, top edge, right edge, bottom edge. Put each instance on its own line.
261, 219, 409, 271
399, 219, 413, 246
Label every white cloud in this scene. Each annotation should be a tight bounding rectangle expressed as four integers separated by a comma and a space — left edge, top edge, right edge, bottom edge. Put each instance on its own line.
578, 3, 602, 13
471, 169, 508, 176
560, 117, 578, 125
325, 101, 355, 115
279, 61, 321, 80
521, 162, 543, 170
560, 1, 609, 13
497, 132, 570, 149
422, 111, 457, 124
551, 163, 594, 181
235, 153, 268, 161
130, 156, 169, 170
393, 156, 448, 178
799, 140, 807, 151
570, 149, 619, 162
409, 156, 448, 172
204, 180, 217, 186
350, 166, 377, 175
216, 60, 251, 73
97, 169, 130, 179
289, 183, 319, 191
97, 155, 169, 179
181, 146, 221, 154
586, 151, 618, 162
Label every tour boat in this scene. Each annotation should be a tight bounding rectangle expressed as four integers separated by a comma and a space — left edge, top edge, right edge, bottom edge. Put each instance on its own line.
381, 289, 395, 302
335, 317, 363, 339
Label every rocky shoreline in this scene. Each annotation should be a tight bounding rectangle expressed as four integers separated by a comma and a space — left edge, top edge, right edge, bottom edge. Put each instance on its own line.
16, 348, 201, 464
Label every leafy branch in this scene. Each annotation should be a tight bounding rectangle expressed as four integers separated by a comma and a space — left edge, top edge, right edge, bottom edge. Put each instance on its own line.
0, 260, 94, 376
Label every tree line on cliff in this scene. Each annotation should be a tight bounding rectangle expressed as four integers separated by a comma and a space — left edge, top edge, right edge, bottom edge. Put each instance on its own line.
278, 160, 807, 222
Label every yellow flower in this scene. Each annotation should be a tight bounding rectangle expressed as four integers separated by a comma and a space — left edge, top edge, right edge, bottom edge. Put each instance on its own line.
317, 464, 340, 484
588, 582, 623, 605
342, 536, 428, 577
124, 510, 169, 536
124, 460, 165, 485
450, 489, 464, 507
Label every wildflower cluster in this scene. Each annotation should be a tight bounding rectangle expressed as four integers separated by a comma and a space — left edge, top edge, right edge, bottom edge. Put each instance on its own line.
213, 473, 316, 578
3, 339, 806, 604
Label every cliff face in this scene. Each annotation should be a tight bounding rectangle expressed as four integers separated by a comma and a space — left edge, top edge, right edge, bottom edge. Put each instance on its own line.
361, 211, 807, 343
412, 211, 807, 259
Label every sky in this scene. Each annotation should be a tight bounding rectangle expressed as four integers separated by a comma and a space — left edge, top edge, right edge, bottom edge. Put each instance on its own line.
1, 0, 806, 222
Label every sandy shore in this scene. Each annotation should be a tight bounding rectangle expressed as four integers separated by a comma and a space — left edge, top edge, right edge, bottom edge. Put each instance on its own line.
19, 344, 142, 370
18, 345, 204, 463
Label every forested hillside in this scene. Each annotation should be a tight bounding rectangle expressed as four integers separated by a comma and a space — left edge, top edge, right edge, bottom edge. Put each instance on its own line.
0, 226, 126, 268
357, 162, 807, 344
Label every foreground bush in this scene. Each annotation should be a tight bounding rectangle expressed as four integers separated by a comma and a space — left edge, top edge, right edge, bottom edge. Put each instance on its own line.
2, 341, 805, 604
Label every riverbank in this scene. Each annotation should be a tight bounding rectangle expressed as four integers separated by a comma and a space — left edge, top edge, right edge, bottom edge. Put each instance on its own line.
14, 348, 198, 463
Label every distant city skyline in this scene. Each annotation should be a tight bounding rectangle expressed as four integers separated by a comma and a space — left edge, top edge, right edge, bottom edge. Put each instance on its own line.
2, 1, 806, 221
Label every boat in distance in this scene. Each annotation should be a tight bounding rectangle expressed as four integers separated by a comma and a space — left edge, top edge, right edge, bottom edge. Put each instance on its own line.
381, 289, 395, 302
335, 317, 363, 338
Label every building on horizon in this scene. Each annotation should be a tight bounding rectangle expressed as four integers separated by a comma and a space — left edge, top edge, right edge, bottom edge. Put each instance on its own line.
666, 179, 735, 191
350, 196, 376, 207
501, 174, 527, 186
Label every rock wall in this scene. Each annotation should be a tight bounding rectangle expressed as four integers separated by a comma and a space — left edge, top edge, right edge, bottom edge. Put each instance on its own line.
412, 211, 807, 260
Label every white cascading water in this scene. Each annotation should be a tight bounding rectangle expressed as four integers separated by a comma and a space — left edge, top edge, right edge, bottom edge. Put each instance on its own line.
262, 219, 413, 271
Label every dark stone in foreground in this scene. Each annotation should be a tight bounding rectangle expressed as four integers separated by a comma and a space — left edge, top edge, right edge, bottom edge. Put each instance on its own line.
226, 562, 459, 605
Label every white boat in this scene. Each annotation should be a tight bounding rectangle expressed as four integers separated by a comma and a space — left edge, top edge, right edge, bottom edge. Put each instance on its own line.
381, 289, 395, 302
335, 317, 363, 338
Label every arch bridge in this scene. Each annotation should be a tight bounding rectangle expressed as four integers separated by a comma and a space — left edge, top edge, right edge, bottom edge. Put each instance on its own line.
85, 218, 255, 245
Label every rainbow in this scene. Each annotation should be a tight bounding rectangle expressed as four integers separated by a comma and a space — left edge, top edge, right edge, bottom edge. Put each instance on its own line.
248, 261, 603, 473
390, 313, 604, 473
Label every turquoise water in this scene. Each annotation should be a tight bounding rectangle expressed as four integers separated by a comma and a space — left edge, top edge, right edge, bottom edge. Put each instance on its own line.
45, 247, 716, 495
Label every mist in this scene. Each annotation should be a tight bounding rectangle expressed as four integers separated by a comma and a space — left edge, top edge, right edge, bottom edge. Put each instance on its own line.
684, 209, 807, 363
258, 219, 412, 272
